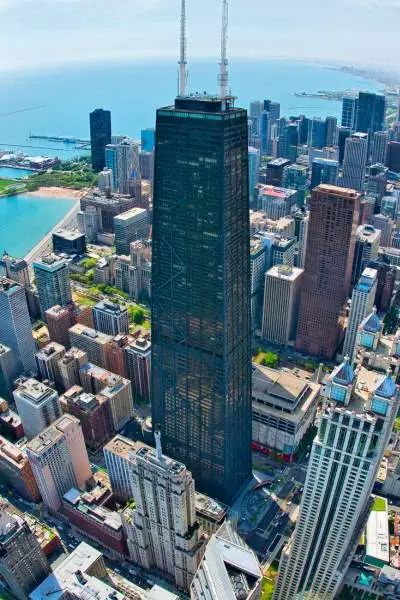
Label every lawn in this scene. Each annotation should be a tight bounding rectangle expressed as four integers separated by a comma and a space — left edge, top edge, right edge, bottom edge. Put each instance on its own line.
73, 293, 97, 307
0, 178, 16, 193
261, 562, 279, 600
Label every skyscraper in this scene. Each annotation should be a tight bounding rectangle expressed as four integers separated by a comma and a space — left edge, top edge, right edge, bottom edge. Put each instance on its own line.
26, 414, 92, 512
342, 267, 378, 362
0, 510, 50, 600
0, 278, 36, 375
13, 378, 61, 440
311, 157, 339, 189
371, 130, 388, 164
273, 361, 399, 599
351, 225, 381, 289
342, 132, 368, 191
337, 126, 351, 164
33, 255, 72, 315
92, 300, 129, 336
89, 108, 111, 172
151, 92, 252, 502
325, 116, 338, 146
296, 185, 360, 360
310, 118, 326, 149
341, 96, 358, 130
356, 91, 386, 137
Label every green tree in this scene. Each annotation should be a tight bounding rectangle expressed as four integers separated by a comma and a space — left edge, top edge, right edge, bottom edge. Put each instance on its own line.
132, 308, 145, 325
262, 352, 279, 368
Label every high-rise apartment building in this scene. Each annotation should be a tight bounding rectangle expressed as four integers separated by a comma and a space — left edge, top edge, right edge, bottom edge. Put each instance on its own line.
371, 213, 395, 247
343, 267, 378, 362
0, 253, 30, 287
151, 95, 252, 502
80, 190, 136, 234
273, 361, 398, 599
337, 126, 351, 164
141, 128, 155, 152
282, 164, 307, 207
0, 511, 49, 600
342, 96, 358, 130
92, 300, 129, 336
114, 207, 150, 255
35, 342, 65, 390
26, 414, 92, 511
115, 433, 205, 592
256, 184, 298, 219
293, 210, 309, 269
0, 436, 41, 501
0, 278, 36, 375
58, 347, 88, 391
342, 132, 368, 191
351, 225, 381, 289
90, 108, 111, 172
33, 255, 72, 315
296, 185, 360, 359
45, 304, 73, 349
356, 92, 386, 137
191, 521, 262, 600
76, 206, 101, 242
124, 336, 151, 402
262, 265, 303, 346
13, 378, 61, 440
69, 324, 112, 369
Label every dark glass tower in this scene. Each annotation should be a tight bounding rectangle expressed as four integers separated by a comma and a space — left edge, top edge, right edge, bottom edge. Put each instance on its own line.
89, 108, 111, 172
151, 95, 252, 503
356, 92, 386, 136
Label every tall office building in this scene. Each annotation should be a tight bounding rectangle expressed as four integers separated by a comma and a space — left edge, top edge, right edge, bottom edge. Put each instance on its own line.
310, 118, 326, 149
92, 300, 129, 336
342, 267, 378, 362
151, 93, 252, 503
248, 147, 260, 204
351, 225, 381, 289
0, 278, 36, 376
0, 511, 49, 600
26, 414, 92, 512
262, 265, 303, 346
35, 342, 65, 389
124, 336, 151, 402
13, 378, 61, 440
371, 213, 394, 247
260, 110, 270, 155
311, 157, 339, 189
282, 164, 307, 207
273, 361, 399, 600
337, 126, 351, 164
296, 185, 360, 359
293, 210, 310, 269
371, 130, 388, 164
141, 128, 155, 152
342, 96, 358, 130
120, 433, 205, 592
33, 255, 72, 315
342, 132, 368, 191
89, 108, 111, 172
114, 207, 150, 255
386, 141, 400, 172
191, 522, 262, 600
356, 91, 386, 137
116, 139, 141, 196
325, 116, 338, 146
249, 100, 263, 136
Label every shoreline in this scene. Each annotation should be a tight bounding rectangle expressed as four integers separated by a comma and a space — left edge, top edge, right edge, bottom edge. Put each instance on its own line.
25, 186, 84, 199
24, 188, 84, 266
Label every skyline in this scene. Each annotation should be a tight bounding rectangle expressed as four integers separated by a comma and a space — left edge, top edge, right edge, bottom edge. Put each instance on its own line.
0, 0, 399, 73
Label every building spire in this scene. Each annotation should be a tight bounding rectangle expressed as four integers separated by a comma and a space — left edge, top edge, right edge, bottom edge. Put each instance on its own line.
178, 0, 188, 97
218, 0, 229, 107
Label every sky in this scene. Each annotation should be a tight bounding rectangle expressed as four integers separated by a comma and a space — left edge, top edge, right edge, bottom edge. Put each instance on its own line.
0, 0, 399, 72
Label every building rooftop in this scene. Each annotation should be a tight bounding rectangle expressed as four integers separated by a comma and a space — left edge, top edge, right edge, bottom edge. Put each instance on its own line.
195, 492, 227, 524
252, 364, 320, 422
267, 158, 291, 168
256, 184, 297, 200
94, 300, 127, 317
365, 496, 389, 567
315, 184, 361, 199
103, 435, 141, 460
63, 488, 120, 531
0, 277, 20, 295
36, 342, 65, 360
53, 229, 84, 241
0, 436, 28, 468
114, 207, 147, 222
45, 304, 70, 317
69, 324, 112, 344
0, 510, 22, 543
61, 386, 99, 412
14, 378, 56, 404
33, 254, 69, 271
266, 265, 303, 282
26, 415, 77, 455
127, 336, 151, 354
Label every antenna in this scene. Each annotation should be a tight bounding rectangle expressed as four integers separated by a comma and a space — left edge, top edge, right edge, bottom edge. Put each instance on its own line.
218, 0, 229, 107
178, 0, 187, 97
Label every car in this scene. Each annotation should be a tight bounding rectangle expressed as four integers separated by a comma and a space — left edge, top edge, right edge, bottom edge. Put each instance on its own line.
287, 501, 292, 506
68, 544, 75, 550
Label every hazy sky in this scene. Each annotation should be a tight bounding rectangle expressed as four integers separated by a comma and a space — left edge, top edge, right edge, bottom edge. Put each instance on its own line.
0, 0, 399, 72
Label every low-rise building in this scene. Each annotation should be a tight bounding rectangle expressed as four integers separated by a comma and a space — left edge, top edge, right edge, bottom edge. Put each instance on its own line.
252, 364, 320, 461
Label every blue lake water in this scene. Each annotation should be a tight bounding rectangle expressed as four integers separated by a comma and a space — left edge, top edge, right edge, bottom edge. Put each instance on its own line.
0, 166, 36, 179
0, 194, 76, 256
0, 60, 382, 157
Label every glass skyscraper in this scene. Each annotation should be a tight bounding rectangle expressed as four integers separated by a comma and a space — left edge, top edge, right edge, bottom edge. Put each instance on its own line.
90, 108, 111, 173
151, 95, 252, 503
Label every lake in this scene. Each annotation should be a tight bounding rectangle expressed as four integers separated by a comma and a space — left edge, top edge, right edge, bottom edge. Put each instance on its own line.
0, 193, 76, 256
0, 166, 36, 179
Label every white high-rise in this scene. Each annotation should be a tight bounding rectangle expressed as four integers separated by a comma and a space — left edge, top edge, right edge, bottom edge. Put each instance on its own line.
105, 434, 205, 592
273, 359, 399, 600
0, 278, 36, 376
342, 132, 368, 191
343, 267, 378, 362
13, 378, 61, 440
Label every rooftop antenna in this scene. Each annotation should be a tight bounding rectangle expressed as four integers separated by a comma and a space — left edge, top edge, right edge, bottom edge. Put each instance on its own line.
218, 0, 229, 109
178, 0, 188, 97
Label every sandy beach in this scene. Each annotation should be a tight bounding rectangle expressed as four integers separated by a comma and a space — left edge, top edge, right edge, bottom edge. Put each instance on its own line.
26, 186, 86, 199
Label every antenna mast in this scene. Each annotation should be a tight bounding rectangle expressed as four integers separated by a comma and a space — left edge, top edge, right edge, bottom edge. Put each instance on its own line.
219, 0, 229, 106
178, 0, 187, 97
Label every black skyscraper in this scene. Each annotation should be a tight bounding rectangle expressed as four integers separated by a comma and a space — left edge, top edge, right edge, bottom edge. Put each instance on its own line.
356, 92, 386, 137
151, 95, 252, 503
90, 108, 111, 172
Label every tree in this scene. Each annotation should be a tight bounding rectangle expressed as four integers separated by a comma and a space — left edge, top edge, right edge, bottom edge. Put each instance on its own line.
132, 308, 145, 325
262, 352, 279, 368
